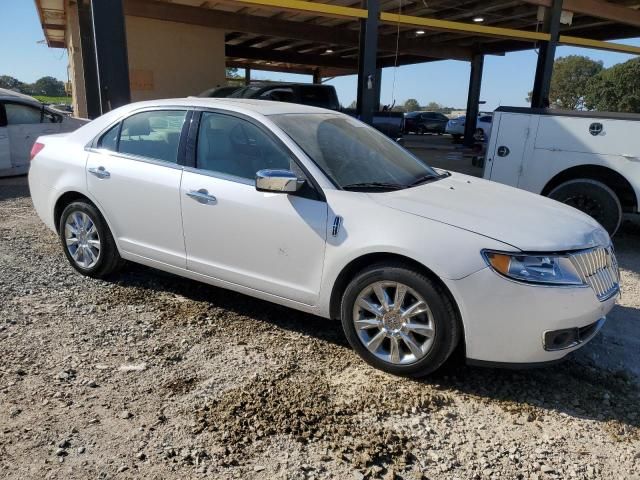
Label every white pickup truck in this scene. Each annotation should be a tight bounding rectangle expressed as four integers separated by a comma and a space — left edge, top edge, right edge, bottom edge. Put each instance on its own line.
484, 106, 639, 235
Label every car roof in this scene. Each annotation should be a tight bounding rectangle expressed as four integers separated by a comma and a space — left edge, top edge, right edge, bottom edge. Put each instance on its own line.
140, 97, 336, 116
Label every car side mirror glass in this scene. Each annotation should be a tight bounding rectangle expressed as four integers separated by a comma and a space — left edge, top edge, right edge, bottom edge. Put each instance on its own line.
255, 169, 305, 193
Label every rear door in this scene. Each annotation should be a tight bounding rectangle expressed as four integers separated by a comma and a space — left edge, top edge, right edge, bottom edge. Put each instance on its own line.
5, 101, 61, 169
486, 112, 535, 186
86, 109, 190, 267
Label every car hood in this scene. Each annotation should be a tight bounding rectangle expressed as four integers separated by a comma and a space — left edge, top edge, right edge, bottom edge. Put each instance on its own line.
368, 173, 608, 252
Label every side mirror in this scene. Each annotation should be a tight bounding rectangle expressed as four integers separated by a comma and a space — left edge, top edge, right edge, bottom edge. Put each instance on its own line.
255, 169, 304, 193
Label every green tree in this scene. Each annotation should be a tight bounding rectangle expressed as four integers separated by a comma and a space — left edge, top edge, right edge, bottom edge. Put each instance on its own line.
585, 58, 640, 113
30, 76, 65, 96
404, 98, 420, 112
525, 55, 603, 110
549, 56, 603, 109
226, 67, 241, 79
0, 75, 25, 92
424, 101, 442, 111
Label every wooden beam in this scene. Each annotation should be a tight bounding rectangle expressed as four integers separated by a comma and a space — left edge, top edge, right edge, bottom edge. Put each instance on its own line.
220, 0, 368, 19
226, 45, 356, 69
522, 0, 640, 28
124, 0, 472, 60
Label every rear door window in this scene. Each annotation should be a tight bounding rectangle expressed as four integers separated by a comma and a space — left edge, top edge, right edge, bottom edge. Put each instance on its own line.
117, 110, 187, 163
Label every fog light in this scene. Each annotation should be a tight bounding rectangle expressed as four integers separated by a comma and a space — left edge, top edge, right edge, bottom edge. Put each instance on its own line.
544, 328, 579, 351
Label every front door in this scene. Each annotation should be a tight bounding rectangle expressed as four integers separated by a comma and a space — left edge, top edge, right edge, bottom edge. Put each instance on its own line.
86, 109, 189, 267
181, 111, 328, 305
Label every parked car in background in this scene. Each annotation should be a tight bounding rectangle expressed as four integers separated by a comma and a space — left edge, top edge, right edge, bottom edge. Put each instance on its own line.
29, 98, 618, 377
404, 111, 448, 135
198, 86, 242, 98
446, 114, 493, 141
485, 106, 640, 236
0, 89, 86, 177
230, 83, 340, 110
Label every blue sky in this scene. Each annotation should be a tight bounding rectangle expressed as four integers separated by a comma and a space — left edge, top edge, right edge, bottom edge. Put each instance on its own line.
2, 0, 639, 110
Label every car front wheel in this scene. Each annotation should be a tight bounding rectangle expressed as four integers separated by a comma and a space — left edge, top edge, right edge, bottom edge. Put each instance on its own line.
340, 263, 461, 377
59, 201, 124, 278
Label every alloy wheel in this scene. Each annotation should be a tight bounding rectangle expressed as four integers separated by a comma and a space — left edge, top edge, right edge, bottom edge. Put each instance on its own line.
352, 281, 435, 365
64, 211, 101, 269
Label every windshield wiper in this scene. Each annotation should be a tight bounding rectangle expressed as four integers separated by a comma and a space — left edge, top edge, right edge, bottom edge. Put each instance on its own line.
342, 181, 405, 191
408, 171, 450, 187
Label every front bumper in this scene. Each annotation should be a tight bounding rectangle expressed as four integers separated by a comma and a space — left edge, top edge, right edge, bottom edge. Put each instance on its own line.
445, 267, 618, 365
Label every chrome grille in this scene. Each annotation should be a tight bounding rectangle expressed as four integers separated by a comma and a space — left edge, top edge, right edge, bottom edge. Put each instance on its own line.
569, 246, 620, 301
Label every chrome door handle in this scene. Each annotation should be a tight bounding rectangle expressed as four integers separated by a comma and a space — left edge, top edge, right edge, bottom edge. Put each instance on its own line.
88, 166, 110, 179
186, 189, 217, 204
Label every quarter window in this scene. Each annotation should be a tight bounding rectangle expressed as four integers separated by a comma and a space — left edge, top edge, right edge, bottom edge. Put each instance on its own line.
196, 112, 293, 180
116, 110, 187, 163
99, 123, 120, 151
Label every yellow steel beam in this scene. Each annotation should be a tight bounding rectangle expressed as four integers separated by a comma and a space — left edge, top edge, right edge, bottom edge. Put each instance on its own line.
380, 11, 550, 41
560, 35, 640, 55
227, 0, 639, 56
228, 0, 368, 19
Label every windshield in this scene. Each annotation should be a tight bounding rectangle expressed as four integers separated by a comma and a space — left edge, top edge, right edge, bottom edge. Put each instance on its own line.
271, 113, 442, 190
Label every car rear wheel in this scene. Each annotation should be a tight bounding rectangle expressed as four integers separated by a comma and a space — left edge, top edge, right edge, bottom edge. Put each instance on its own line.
340, 263, 461, 377
548, 179, 622, 236
59, 201, 124, 278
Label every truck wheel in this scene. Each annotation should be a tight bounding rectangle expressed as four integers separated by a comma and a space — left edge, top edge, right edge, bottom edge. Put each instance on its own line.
548, 179, 622, 236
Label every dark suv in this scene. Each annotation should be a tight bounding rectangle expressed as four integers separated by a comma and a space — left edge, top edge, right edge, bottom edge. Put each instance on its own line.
404, 111, 449, 135
229, 83, 340, 111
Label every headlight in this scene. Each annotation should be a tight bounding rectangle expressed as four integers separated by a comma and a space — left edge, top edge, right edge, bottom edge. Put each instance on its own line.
482, 250, 585, 286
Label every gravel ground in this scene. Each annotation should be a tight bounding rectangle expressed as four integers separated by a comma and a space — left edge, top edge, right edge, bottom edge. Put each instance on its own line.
1, 176, 639, 480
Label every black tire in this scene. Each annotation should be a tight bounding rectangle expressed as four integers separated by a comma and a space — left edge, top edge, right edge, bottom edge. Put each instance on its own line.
548, 179, 622, 236
59, 201, 124, 278
452, 134, 462, 142
340, 262, 461, 377
418, 126, 426, 135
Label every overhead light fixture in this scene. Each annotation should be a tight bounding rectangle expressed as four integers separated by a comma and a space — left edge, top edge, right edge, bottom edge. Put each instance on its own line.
325, 48, 334, 54
473, 16, 484, 22
416, 30, 425, 35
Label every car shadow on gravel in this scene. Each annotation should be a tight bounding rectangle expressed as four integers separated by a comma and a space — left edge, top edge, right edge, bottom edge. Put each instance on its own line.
109, 263, 639, 438
109, 264, 351, 349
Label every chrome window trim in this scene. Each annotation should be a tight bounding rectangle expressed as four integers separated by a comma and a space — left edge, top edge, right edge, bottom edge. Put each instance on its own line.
84, 147, 184, 171
182, 165, 254, 186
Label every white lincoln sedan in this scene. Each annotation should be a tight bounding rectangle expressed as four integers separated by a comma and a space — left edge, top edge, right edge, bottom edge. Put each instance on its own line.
28, 98, 620, 376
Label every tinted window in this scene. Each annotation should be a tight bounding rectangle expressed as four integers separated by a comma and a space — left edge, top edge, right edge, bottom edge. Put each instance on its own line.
298, 86, 338, 110
260, 88, 295, 103
6, 103, 41, 125
99, 123, 120, 151
196, 112, 293, 181
118, 110, 187, 163
479, 115, 493, 123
